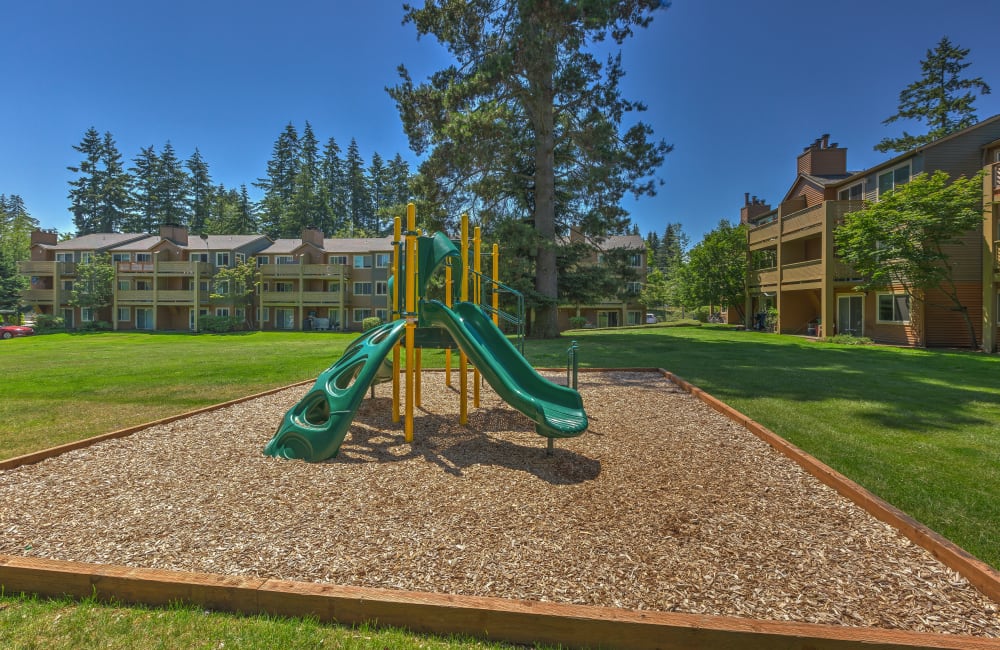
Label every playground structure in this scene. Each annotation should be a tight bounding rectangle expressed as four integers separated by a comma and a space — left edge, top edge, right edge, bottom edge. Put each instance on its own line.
263, 205, 588, 462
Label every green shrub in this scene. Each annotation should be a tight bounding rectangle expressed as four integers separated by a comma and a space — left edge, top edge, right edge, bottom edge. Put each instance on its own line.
567, 316, 588, 329
825, 333, 874, 345
79, 320, 112, 332
199, 315, 242, 333
34, 314, 66, 332
691, 306, 710, 322
361, 316, 382, 331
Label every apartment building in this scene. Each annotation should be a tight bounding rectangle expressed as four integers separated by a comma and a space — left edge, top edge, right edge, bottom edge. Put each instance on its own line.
555, 228, 647, 330
256, 228, 393, 332
745, 114, 1000, 348
19, 226, 395, 333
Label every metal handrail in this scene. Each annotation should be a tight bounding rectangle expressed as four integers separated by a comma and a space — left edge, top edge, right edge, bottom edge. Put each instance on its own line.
566, 340, 579, 390
470, 268, 526, 354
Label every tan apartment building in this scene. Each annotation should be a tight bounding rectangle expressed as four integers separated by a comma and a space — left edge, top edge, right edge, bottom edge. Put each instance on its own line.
983, 139, 1000, 352
556, 228, 648, 330
256, 228, 393, 332
745, 114, 1000, 348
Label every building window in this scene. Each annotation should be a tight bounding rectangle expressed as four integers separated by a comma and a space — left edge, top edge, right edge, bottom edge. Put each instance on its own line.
353, 282, 373, 296
215, 280, 229, 294
118, 280, 130, 291
275, 282, 293, 293
376, 309, 388, 322
112, 253, 130, 263
56, 252, 73, 263
275, 308, 295, 330
877, 163, 910, 197
235, 253, 245, 264
215, 308, 230, 317
353, 308, 372, 322
190, 253, 209, 263
626, 281, 642, 295
199, 281, 210, 292
327, 281, 342, 292
838, 182, 863, 201
261, 307, 270, 322
626, 311, 641, 325
328, 255, 348, 265
628, 253, 642, 267
375, 281, 388, 296
877, 292, 911, 324
276, 255, 295, 265
136, 280, 152, 291
375, 253, 391, 268
62, 280, 74, 291
81, 308, 94, 322
353, 255, 372, 269
216, 252, 231, 267
81, 252, 93, 264
256, 255, 270, 265
135, 253, 152, 263
117, 307, 130, 322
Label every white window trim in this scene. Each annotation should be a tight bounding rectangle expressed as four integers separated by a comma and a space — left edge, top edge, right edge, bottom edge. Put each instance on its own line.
353, 308, 372, 322
876, 292, 911, 325
215, 308, 230, 317
375, 281, 388, 296
81, 307, 94, 322
275, 255, 295, 265
216, 252, 231, 267
353, 255, 372, 269
353, 281, 373, 296
838, 182, 863, 201
135, 253, 152, 263
876, 162, 911, 198
117, 307, 130, 322
375, 253, 391, 268
328, 255, 348, 265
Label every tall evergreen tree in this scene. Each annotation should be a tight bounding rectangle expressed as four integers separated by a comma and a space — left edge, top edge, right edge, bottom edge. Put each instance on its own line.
367, 152, 388, 233
386, 153, 411, 208
875, 37, 992, 153
344, 138, 371, 233
286, 121, 324, 236
320, 136, 348, 234
0, 194, 39, 262
255, 123, 300, 237
389, 1, 670, 337
128, 146, 161, 233
96, 132, 130, 232
236, 185, 258, 234
186, 148, 213, 233
67, 127, 105, 234
157, 142, 190, 226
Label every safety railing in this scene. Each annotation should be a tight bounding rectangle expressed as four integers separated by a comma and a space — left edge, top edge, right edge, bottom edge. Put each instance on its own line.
471, 269, 526, 355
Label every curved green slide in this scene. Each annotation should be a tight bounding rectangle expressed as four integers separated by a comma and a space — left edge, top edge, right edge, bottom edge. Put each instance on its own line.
263, 319, 406, 461
421, 299, 588, 439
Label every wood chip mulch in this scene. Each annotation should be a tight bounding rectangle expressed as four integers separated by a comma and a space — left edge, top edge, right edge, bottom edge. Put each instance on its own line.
0, 370, 997, 637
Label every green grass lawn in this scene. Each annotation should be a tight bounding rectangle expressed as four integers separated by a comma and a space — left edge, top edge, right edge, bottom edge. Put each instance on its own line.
1, 325, 998, 646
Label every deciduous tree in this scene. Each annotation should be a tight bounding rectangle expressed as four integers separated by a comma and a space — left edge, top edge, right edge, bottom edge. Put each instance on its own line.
834, 170, 984, 348
677, 220, 747, 320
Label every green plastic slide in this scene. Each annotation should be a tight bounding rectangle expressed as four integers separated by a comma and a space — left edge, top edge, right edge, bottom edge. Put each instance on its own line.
263, 319, 406, 462
421, 300, 588, 438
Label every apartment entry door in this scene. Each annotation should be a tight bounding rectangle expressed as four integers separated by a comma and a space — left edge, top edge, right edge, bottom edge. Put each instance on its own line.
598, 310, 620, 328
837, 295, 863, 336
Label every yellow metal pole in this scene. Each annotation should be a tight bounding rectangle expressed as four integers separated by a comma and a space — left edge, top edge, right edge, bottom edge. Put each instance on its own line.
392, 216, 401, 423
405, 204, 417, 442
416, 348, 422, 406
492, 243, 499, 327
459, 214, 469, 425
444, 262, 452, 387
473, 226, 481, 408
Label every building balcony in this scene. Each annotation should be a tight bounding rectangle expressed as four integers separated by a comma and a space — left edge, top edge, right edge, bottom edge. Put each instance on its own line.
22, 289, 56, 304
18, 260, 76, 275
117, 261, 212, 275
261, 290, 344, 306
748, 221, 779, 249
832, 260, 862, 283
116, 289, 201, 304
750, 267, 778, 289
781, 204, 823, 241
781, 259, 822, 285
259, 263, 348, 279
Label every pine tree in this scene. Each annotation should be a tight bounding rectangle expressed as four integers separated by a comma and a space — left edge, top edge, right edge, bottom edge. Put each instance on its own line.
0, 194, 39, 262
389, 1, 670, 337
286, 122, 324, 236
157, 142, 190, 226
319, 137, 347, 234
128, 146, 161, 233
367, 152, 388, 233
236, 185, 258, 234
96, 132, 130, 232
67, 127, 105, 234
344, 138, 371, 234
255, 123, 300, 237
875, 37, 991, 153
186, 148, 213, 233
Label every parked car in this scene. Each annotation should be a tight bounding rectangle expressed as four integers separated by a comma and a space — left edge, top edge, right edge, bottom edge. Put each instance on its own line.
645, 313, 658, 324
0, 324, 34, 339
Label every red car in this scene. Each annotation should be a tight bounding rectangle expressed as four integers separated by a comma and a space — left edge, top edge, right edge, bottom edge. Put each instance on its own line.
0, 324, 34, 339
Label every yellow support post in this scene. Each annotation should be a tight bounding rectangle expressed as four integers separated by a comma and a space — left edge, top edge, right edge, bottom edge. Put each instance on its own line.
416, 348, 422, 406
473, 226, 482, 408
459, 214, 469, 425
405, 204, 417, 442
392, 217, 401, 423
445, 262, 452, 387
492, 243, 500, 327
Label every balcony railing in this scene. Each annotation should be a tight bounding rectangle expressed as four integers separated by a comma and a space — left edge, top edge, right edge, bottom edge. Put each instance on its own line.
750, 267, 778, 288
748, 221, 779, 247
260, 290, 344, 306
781, 204, 823, 238
832, 260, 861, 282
22, 289, 55, 303
117, 289, 203, 304
781, 259, 822, 284
259, 263, 348, 278
117, 261, 212, 275
18, 260, 76, 275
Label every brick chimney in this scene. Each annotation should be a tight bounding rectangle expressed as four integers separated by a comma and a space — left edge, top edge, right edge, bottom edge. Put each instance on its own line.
301, 226, 324, 247
797, 134, 847, 176
739, 193, 772, 224
30, 229, 59, 246
159, 223, 189, 245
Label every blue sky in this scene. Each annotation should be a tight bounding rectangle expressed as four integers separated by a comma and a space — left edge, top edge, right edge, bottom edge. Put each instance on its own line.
3, 0, 999, 243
